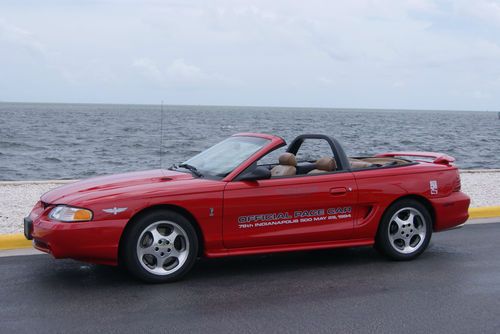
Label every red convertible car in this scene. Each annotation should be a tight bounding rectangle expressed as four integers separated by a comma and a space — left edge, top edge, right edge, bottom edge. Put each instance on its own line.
25, 133, 470, 282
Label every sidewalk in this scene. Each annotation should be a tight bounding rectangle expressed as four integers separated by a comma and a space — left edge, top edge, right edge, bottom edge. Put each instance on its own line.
0, 170, 499, 251
1, 170, 499, 235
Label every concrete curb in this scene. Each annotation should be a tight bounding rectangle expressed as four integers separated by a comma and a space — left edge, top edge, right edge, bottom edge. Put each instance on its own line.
468, 206, 500, 219
1, 206, 499, 251
0, 234, 32, 250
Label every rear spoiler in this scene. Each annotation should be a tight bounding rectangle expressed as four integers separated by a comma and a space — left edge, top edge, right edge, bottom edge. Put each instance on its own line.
375, 152, 455, 166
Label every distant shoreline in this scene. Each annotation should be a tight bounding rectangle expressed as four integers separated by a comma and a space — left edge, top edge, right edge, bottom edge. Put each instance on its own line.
0, 100, 498, 114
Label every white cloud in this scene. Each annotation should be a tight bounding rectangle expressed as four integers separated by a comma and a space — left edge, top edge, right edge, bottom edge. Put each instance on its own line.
166, 58, 208, 84
1, 1, 500, 109
133, 58, 164, 81
453, 0, 500, 26
0, 19, 49, 58
317, 76, 335, 86
133, 57, 236, 88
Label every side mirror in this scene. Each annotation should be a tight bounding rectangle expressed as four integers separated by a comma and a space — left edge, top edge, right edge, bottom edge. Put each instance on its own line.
236, 166, 271, 181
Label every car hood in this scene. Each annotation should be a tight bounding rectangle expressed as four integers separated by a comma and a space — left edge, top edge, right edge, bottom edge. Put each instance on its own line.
41, 169, 195, 204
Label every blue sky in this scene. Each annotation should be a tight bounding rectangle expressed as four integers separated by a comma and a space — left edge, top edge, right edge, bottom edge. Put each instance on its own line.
1, 0, 500, 110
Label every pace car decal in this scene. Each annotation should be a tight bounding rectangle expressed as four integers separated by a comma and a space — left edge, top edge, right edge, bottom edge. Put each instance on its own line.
430, 180, 438, 195
237, 207, 352, 229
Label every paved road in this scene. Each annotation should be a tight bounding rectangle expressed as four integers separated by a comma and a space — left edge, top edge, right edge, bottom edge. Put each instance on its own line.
1, 223, 500, 334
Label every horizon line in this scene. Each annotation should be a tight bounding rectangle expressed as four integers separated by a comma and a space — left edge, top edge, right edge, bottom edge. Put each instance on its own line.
0, 100, 497, 113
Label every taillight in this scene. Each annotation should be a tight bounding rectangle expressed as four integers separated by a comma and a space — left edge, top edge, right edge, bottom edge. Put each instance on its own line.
453, 177, 461, 192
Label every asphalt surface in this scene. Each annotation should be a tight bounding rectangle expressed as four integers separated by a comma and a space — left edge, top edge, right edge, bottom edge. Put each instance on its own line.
1, 223, 500, 334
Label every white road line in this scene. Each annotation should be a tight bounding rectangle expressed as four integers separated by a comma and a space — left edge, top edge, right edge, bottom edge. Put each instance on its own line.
465, 217, 500, 225
0, 248, 45, 258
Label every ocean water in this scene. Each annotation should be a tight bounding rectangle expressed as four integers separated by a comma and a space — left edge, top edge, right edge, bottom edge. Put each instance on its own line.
0, 102, 498, 181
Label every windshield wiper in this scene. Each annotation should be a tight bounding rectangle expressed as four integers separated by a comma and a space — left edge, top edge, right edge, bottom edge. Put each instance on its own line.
178, 163, 203, 177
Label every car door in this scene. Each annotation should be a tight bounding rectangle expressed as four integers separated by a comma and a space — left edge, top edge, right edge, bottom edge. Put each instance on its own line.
222, 172, 357, 248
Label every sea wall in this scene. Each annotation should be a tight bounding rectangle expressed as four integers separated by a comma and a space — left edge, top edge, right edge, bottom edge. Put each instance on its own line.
0, 170, 499, 234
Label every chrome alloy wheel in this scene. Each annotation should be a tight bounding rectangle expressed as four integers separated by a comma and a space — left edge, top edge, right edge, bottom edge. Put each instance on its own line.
388, 207, 427, 254
136, 221, 190, 275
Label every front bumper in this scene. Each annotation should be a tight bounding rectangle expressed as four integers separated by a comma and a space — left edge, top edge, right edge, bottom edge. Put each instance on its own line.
24, 217, 33, 240
29, 216, 127, 266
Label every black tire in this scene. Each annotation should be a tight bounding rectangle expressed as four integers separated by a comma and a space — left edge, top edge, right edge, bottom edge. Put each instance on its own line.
376, 199, 432, 261
121, 210, 199, 283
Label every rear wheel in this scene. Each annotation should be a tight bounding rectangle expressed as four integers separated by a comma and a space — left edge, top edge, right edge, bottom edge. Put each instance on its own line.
121, 210, 198, 283
376, 200, 432, 260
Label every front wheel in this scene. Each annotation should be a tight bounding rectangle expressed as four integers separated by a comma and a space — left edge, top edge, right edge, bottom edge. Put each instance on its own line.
376, 200, 432, 260
121, 210, 199, 283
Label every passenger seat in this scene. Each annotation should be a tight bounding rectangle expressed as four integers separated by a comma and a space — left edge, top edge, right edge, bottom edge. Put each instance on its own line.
307, 157, 337, 174
349, 158, 373, 169
271, 153, 297, 177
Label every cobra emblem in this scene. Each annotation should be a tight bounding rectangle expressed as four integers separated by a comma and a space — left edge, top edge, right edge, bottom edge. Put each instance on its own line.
102, 207, 128, 215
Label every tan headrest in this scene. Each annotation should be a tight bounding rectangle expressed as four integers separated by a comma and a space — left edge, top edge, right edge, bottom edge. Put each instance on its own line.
271, 165, 296, 177
278, 153, 297, 166
349, 159, 372, 169
315, 157, 336, 171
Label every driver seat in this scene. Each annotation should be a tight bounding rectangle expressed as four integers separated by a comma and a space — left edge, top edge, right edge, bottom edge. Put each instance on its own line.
271, 153, 297, 177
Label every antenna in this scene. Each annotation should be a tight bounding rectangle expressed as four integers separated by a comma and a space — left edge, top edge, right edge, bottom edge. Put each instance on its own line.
160, 100, 164, 169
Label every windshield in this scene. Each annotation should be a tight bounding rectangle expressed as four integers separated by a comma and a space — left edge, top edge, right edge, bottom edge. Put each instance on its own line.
182, 136, 270, 177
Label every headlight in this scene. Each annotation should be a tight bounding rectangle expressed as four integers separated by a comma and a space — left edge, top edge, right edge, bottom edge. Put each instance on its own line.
49, 206, 93, 222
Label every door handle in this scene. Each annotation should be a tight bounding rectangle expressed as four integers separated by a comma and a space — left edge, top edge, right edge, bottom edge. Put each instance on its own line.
330, 187, 348, 195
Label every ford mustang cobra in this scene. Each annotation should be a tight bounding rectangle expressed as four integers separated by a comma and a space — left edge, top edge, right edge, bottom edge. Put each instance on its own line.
24, 133, 470, 282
